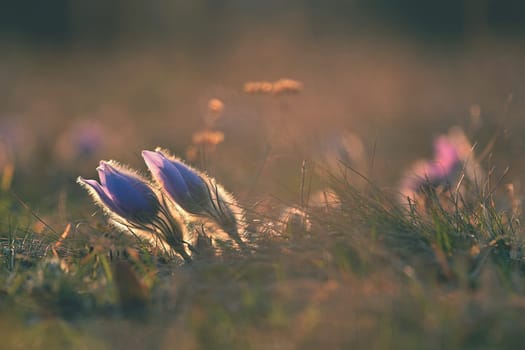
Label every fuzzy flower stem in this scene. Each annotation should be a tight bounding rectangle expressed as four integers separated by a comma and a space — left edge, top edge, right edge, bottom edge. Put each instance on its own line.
156, 200, 193, 262
203, 182, 246, 248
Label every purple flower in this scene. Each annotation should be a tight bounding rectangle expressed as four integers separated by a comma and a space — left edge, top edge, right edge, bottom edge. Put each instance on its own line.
78, 161, 159, 224
142, 150, 210, 214
143, 149, 247, 248
403, 136, 462, 193
433, 136, 460, 174
71, 120, 104, 157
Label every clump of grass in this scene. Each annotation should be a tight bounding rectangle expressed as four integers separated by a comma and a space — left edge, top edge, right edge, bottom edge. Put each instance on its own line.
326, 160, 525, 290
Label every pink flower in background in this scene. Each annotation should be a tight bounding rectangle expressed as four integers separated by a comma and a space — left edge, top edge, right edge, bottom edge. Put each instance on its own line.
433, 136, 460, 176
72, 121, 105, 157
401, 135, 462, 196
56, 120, 105, 163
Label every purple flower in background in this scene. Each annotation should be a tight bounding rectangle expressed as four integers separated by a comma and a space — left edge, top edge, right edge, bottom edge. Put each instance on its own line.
0, 118, 36, 167
142, 150, 210, 214
403, 136, 462, 194
56, 120, 105, 163
72, 120, 104, 157
426, 136, 461, 187
78, 161, 160, 224
433, 136, 460, 176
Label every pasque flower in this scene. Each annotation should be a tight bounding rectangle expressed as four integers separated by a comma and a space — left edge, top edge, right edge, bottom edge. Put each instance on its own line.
78, 148, 249, 261
417, 136, 461, 189
142, 150, 209, 215
78, 161, 160, 224
401, 135, 463, 201
78, 161, 192, 262
142, 149, 246, 247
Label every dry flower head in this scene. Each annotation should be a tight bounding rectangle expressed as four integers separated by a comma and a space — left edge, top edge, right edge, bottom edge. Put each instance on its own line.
244, 78, 303, 95
191, 130, 225, 147
207, 98, 224, 114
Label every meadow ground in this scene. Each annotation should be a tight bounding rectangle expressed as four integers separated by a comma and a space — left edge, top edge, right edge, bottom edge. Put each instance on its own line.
2, 31, 525, 349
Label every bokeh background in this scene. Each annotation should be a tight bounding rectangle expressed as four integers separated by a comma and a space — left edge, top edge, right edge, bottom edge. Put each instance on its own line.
3, 3, 525, 349
1, 0, 525, 210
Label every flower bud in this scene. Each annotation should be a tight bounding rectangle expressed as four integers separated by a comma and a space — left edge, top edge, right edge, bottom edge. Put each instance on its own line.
78, 161, 159, 224
142, 150, 210, 215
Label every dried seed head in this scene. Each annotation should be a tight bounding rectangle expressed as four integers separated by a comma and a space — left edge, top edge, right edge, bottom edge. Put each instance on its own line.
204, 98, 225, 128
244, 81, 274, 94
243, 79, 303, 95
272, 78, 303, 95
191, 130, 225, 147
207, 98, 224, 114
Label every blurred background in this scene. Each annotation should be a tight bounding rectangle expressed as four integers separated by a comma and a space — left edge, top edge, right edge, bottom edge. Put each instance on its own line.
1, 0, 525, 210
